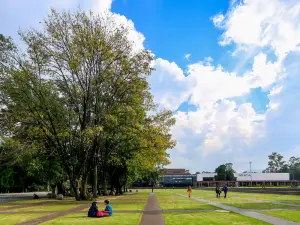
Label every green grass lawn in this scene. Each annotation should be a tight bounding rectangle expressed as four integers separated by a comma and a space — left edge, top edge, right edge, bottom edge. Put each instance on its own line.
0, 199, 50, 206
0, 205, 16, 209
172, 189, 300, 209
10, 204, 81, 212
224, 202, 297, 209
2, 189, 300, 224
40, 213, 142, 225
160, 203, 219, 210
163, 212, 271, 225
0, 214, 47, 225
262, 211, 300, 222
82, 203, 145, 211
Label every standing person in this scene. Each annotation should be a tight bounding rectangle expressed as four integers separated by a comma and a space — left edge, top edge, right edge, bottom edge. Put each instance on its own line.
215, 185, 221, 198
187, 186, 192, 199
223, 185, 228, 198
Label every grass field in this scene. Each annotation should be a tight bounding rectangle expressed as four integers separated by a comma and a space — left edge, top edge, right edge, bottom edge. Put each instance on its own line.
0, 214, 47, 225
41, 213, 142, 225
0, 189, 300, 224
163, 212, 270, 225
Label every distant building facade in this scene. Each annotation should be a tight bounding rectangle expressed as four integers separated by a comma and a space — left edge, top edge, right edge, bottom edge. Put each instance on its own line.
197, 172, 290, 187
160, 169, 291, 188
160, 169, 196, 187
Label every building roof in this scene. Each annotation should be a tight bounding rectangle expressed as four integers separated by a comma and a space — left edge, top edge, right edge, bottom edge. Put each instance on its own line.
163, 168, 191, 175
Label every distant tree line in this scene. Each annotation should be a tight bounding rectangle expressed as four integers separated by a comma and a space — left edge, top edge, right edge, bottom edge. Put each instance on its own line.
263, 152, 300, 180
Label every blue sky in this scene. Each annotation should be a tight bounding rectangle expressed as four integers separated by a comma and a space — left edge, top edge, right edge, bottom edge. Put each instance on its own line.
112, 0, 230, 68
1, 0, 300, 173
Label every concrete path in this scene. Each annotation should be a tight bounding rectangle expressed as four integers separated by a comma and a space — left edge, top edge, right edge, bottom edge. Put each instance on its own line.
15, 204, 88, 225
0, 200, 57, 212
175, 193, 300, 225
0, 192, 48, 203
139, 193, 165, 225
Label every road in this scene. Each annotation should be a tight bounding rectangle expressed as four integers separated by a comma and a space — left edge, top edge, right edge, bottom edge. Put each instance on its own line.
0, 192, 48, 202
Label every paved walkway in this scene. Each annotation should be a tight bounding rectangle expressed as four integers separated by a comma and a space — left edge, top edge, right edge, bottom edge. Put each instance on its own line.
175, 193, 300, 225
0, 201, 56, 212
139, 193, 165, 225
16, 204, 88, 225
0, 192, 48, 203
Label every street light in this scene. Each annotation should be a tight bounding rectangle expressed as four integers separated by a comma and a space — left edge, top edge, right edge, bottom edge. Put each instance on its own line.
249, 161, 252, 186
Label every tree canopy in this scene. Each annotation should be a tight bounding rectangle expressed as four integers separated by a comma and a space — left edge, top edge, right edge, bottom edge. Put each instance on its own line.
214, 163, 236, 181
0, 9, 176, 200
263, 152, 300, 180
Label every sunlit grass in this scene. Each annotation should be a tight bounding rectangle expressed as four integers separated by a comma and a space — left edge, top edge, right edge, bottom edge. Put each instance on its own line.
0, 214, 47, 225
40, 213, 142, 225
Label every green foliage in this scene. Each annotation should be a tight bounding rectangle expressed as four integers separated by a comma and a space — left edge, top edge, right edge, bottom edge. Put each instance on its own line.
263, 153, 300, 180
214, 163, 236, 181
0, 9, 176, 198
264, 152, 287, 173
0, 167, 14, 189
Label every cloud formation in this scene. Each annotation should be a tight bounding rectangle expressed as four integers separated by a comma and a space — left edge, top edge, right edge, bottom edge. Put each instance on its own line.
150, 0, 300, 172
2, 0, 300, 172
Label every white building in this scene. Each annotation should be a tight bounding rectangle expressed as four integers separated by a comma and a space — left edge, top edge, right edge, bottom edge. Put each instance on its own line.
196, 172, 290, 187
197, 173, 289, 182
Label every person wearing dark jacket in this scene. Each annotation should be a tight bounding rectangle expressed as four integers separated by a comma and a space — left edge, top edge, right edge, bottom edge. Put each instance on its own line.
88, 202, 98, 217
215, 186, 221, 198
223, 185, 228, 198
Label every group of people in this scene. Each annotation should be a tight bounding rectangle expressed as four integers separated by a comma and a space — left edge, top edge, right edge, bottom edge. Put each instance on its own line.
88, 200, 113, 218
215, 185, 228, 198
186, 185, 228, 199
88, 185, 228, 219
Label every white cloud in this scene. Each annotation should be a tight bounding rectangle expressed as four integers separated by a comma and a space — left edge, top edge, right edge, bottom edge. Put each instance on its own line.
91, 0, 113, 13
91, 0, 145, 52
149, 58, 192, 111
3, 0, 300, 173
187, 62, 250, 107
151, 52, 281, 110
212, 13, 225, 28
184, 53, 191, 60
164, 0, 300, 172
247, 53, 283, 90
168, 99, 265, 172
214, 0, 300, 59
87, 0, 299, 173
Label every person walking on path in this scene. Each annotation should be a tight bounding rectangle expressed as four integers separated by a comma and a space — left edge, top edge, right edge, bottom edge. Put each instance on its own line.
187, 186, 192, 199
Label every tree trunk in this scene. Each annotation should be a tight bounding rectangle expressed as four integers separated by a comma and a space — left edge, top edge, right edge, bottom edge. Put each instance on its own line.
80, 174, 88, 200
57, 182, 65, 195
103, 172, 108, 196
51, 185, 56, 196
110, 181, 115, 196
93, 164, 97, 198
70, 179, 80, 201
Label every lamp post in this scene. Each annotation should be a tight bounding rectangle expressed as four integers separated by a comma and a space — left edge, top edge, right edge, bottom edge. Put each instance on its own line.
249, 161, 252, 186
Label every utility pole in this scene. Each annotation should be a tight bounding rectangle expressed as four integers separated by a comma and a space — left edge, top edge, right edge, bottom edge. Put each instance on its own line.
249, 161, 252, 186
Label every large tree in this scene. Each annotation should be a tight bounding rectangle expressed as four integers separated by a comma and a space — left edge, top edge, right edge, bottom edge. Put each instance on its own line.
214, 163, 236, 181
263, 152, 288, 173
288, 157, 300, 180
0, 9, 175, 199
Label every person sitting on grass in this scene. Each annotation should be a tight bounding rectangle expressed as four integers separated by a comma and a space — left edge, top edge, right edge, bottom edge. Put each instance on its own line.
88, 202, 99, 217
102, 200, 113, 217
